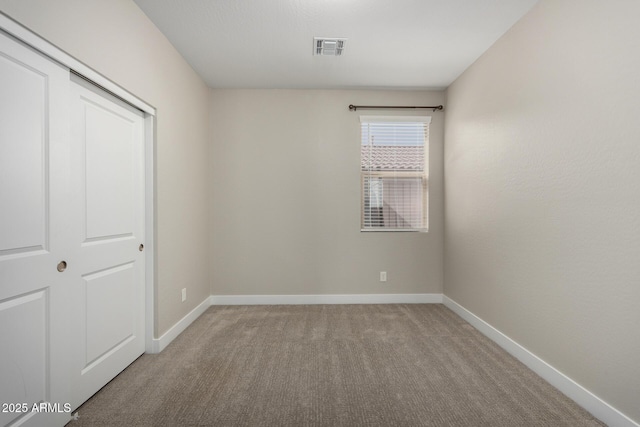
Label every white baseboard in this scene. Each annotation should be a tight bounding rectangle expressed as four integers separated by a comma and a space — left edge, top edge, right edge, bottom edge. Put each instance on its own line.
149, 296, 213, 354
210, 293, 443, 305
443, 296, 638, 427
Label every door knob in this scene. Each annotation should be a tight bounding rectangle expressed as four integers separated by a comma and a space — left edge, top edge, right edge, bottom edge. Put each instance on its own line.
57, 261, 67, 272
139, 244, 144, 252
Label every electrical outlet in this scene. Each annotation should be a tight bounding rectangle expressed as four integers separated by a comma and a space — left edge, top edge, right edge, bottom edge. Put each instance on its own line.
380, 271, 387, 282
181, 288, 187, 302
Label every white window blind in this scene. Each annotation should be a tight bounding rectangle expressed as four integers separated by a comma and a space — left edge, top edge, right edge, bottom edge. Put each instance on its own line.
360, 116, 430, 231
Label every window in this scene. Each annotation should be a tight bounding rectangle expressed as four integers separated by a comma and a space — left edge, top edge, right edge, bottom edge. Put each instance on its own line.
360, 116, 430, 231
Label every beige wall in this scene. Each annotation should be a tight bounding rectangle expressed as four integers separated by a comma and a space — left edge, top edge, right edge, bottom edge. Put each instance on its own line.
210, 89, 444, 296
444, 0, 640, 422
0, 0, 211, 336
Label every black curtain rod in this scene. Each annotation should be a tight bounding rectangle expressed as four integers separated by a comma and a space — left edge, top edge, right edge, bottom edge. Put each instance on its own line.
349, 104, 443, 112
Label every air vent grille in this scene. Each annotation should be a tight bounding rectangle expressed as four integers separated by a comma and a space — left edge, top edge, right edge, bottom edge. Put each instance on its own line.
314, 38, 347, 56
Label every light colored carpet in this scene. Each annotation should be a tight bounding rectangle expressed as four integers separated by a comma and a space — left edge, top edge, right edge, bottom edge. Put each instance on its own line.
69, 304, 604, 426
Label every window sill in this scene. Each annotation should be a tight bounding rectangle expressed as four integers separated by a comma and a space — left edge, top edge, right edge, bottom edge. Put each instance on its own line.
361, 228, 428, 233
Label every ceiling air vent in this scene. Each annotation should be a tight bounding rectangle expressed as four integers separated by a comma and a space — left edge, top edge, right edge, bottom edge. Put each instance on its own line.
314, 38, 347, 56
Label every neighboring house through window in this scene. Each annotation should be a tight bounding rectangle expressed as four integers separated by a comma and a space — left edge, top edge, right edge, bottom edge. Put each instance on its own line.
360, 116, 430, 231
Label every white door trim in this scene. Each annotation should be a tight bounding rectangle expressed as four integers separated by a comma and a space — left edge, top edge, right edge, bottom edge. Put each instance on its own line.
144, 115, 156, 353
0, 12, 157, 353
0, 12, 155, 115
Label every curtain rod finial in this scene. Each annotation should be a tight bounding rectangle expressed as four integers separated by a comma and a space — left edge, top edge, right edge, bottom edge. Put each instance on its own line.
349, 104, 357, 111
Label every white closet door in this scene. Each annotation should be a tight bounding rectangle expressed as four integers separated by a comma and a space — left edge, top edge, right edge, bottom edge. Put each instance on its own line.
67, 77, 146, 410
0, 32, 73, 427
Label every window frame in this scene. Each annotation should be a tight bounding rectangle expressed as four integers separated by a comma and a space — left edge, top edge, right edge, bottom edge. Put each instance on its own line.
359, 115, 430, 233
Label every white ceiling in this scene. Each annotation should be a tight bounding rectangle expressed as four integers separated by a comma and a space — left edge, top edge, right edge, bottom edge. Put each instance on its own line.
133, 0, 538, 89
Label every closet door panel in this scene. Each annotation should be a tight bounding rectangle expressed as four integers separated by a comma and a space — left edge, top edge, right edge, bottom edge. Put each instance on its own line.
68, 78, 145, 410
0, 32, 72, 427
0, 45, 47, 255
83, 99, 136, 241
